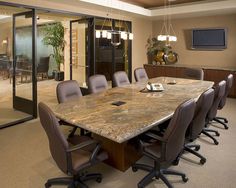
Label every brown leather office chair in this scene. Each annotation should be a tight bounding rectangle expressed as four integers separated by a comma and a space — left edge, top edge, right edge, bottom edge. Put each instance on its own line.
213, 74, 234, 129
204, 80, 226, 145
88, 74, 108, 94
38, 102, 108, 188
174, 89, 215, 165
37, 56, 50, 80
132, 99, 196, 188
134, 67, 148, 82
184, 68, 204, 80
113, 71, 130, 87
56, 80, 83, 137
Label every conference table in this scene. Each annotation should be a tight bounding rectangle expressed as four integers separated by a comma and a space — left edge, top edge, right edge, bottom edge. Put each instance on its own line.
51, 77, 214, 171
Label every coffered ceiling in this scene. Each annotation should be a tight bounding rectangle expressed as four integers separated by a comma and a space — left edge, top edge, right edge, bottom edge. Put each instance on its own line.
120, 0, 220, 8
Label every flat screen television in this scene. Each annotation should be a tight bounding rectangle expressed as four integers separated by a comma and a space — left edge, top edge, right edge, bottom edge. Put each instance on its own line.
191, 28, 227, 50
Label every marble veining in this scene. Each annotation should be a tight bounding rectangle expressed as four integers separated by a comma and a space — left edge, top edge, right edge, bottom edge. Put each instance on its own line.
51, 77, 214, 143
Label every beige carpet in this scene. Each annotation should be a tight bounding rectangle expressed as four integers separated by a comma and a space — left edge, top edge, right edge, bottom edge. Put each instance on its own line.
0, 98, 236, 188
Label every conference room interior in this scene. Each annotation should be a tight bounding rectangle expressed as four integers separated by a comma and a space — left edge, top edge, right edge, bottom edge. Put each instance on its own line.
0, 0, 236, 188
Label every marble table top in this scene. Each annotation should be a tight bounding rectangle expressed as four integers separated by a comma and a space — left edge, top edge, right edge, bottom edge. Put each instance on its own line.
51, 77, 214, 143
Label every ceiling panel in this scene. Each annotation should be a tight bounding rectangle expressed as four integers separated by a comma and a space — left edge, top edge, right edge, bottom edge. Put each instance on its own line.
120, 0, 214, 8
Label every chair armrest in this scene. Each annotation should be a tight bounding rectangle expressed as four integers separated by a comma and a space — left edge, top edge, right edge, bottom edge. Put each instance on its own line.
144, 131, 167, 142
67, 139, 98, 153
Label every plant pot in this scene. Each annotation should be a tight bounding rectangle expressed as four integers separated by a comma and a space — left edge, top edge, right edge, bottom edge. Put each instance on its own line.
54, 71, 64, 81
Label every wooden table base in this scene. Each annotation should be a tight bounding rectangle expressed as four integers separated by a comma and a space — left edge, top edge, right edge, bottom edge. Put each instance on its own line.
93, 134, 142, 172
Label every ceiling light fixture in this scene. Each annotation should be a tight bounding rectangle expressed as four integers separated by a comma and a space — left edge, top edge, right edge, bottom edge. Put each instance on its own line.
95, 0, 133, 46
157, 0, 177, 44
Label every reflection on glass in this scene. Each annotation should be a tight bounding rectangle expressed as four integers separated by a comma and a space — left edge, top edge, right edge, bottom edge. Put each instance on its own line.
15, 14, 33, 100
71, 22, 88, 87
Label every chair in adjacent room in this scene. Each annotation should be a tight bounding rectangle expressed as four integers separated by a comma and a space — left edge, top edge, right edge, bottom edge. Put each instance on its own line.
184, 68, 204, 80
132, 99, 196, 188
134, 67, 148, 82
174, 88, 215, 165
37, 56, 50, 80
56, 80, 83, 137
113, 71, 130, 87
38, 102, 108, 188
204, 80, 226, 145
213, 74, 234, 129
88, 74, 108, 94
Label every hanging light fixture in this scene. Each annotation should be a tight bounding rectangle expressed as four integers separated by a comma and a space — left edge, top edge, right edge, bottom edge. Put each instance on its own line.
157, 0, 177, 44
95, 0, 133, 46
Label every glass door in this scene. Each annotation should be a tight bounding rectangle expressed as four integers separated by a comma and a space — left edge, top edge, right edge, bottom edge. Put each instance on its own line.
12, 10, 37, 117
70, 19, 92, 87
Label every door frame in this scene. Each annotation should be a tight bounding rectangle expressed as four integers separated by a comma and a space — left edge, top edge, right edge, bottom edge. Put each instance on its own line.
12, 10, 37, 118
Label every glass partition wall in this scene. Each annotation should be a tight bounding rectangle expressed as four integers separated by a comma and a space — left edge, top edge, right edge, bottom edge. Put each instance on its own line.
0, 5, 36, 128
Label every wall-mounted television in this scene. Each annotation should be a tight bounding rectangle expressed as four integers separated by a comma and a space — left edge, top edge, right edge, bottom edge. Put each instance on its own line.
191, 28, 227, 50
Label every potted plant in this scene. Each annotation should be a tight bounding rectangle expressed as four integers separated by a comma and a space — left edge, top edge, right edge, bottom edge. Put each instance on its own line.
42, 22, 65, 81
146, 37, 171, 64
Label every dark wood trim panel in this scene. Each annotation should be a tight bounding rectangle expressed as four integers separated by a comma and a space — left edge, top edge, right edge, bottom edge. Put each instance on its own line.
144, 64, 236, 98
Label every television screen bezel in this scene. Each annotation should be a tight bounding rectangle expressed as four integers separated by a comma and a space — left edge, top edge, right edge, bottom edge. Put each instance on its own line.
191, 28, 227, 50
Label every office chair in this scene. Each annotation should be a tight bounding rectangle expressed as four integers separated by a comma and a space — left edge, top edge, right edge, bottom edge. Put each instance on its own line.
132, 99, 196, 188
134, 67, 148, 82
38, 102, 108, 188
204, 80, 226, 145
113, 71, 130, 87
37, 56, 50, 80
56, 80, 84, 137
88, 74, 108, 94
184, 68, 204, 80
174, 89, 215, 165
213, 74, 234, 129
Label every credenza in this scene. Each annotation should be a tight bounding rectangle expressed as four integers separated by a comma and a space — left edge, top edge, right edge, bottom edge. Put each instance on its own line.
144, 64, 236, 98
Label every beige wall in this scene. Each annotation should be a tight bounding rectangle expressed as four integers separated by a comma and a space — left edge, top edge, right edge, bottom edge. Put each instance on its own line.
152, 14, 236, 68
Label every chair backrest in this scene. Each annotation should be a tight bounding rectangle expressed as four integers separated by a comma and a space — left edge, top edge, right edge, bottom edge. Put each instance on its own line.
207, 80, 226, 121
188, 88, 215, 140
56, 80, 82, 103
218, 74, 234, 109
134, 67, 148, 82
38, 102, 69, 174
37, 57, 50, 73
184, 68, 204, 80
113, 71, 130, 87
163, 99, 196, 162
88, 74, 108, 94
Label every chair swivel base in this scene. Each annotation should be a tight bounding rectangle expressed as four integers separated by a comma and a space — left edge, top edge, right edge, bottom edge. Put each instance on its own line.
184, 145, 206, 164
201, 128, 220, 145
132, 163, 188, 188
213, 117, 229, 129
45, 173, 102, 188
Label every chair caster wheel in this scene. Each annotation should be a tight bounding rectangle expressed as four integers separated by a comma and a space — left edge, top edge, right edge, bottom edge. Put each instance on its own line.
195, 145, 200, 151
132, 166, 138, 172
200, 158, 206, 164
96, 177, 102, 183
225, 126, 229, 130
216, 132, 220, 136
182, 176, 188, 183
225, 119, 228, 123
214, 141, 219, 145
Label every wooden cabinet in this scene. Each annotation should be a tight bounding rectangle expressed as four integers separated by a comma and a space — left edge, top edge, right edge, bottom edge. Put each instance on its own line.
144, 64, 236, 98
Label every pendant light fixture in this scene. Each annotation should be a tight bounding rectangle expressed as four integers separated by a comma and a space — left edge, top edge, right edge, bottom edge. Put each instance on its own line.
95, 0, 133, 46
157, 0, 177, 45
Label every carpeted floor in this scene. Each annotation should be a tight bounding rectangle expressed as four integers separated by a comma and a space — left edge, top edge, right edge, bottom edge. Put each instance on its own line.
0, 97, 236, 188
